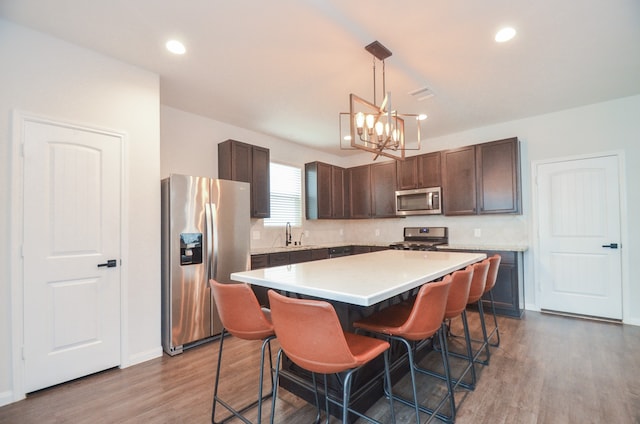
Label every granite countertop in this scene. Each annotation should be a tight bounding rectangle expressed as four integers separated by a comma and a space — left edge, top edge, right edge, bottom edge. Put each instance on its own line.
251, 242, 390, 255
437, 244, 528, 252
252, 242, 528, 255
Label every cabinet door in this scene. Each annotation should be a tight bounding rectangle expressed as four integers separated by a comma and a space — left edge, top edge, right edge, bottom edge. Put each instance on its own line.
396, 156, 418, 190
480, 251, 522, 317
218, 140, 270, 219
476, 138, 521, 214
331, 166, 346, 218
218, 139, 251, 182
442, 146, 477, 215
289, 250, 312, 264
251, 146, 270, 218
268, 252, 289, 267
371, 161, 397, 217
315, 162, 333, 218
311, 248, 330, 260
348, 165, 371, 218
417, 152, 441, 188
305, 162, 336, 219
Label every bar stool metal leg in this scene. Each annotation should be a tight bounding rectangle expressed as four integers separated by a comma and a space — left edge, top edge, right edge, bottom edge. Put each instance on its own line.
212, 329, 275, 424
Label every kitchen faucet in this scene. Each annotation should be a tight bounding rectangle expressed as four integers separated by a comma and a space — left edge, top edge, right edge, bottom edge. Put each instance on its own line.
285, 222, 292, 246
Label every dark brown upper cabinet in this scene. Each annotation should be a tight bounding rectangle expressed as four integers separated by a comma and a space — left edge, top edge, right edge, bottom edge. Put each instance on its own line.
371, 161, 397, 217
442, 145, 478, 215
396, 152, 441, 190
476, 138, 521, 214
346, 161, 397, 219
218, 139, 270, 218
347, 164, 372, 218
442, 137, 521, 216
305, 161, 346, 219
331, 165, 347, 218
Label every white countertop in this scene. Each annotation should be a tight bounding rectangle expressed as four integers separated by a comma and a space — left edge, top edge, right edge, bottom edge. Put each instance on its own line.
438, 244, 528, 252
231, 250, 486, 307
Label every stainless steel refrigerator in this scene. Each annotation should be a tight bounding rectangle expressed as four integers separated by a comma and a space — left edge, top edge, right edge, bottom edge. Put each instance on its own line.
161, 174, 251, 355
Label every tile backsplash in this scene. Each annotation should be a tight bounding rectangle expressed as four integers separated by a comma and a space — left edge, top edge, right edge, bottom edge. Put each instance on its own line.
251, 214, 528, 250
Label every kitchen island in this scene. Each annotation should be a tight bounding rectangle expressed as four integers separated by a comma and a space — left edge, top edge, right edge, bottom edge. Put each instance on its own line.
232, 250, 485, 307
230, 250, 486, 418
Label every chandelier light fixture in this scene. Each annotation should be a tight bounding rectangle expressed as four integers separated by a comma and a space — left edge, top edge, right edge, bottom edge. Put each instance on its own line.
340, 41, 423, 161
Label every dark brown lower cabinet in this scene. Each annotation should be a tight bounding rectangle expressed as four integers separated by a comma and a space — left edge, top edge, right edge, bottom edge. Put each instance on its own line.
440, 248, 524, 318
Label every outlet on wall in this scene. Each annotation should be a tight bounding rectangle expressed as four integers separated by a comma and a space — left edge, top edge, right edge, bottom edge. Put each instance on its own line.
474, 228, 482, 238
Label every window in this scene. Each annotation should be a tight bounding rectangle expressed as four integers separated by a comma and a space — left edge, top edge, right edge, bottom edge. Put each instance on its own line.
264, 162, 302, 227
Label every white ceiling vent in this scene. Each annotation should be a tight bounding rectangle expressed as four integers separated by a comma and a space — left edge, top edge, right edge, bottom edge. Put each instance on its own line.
409, 86, 435, 101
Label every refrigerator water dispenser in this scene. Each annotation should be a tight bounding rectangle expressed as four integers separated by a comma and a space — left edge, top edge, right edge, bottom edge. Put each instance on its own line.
180, 233, 202, 265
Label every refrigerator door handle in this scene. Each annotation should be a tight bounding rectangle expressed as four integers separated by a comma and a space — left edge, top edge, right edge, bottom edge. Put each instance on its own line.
205, 203, 214, 281
210, 203, 219, 281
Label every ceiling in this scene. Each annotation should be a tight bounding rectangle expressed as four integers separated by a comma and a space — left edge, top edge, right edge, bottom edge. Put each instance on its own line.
2, 0, 640, 156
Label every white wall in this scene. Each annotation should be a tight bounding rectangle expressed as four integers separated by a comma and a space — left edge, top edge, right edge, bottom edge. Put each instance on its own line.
161, 95, 640, 326
0, 20, 162, 405
421, 96, 640, 325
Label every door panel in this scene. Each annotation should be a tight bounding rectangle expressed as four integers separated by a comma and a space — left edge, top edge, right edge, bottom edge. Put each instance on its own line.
23, 120, 122, 392
537, 155, 622, 319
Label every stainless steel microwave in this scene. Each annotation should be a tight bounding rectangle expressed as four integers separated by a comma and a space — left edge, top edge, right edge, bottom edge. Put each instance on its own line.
395, 187, 442, 216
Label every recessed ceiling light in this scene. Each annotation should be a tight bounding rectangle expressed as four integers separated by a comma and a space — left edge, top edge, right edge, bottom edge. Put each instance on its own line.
166, 40, 186, 55
417, 114, 428, 121
495, 27, 516, 43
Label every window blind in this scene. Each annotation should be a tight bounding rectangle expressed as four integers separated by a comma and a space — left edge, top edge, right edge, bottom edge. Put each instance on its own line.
264, 162, 302, 227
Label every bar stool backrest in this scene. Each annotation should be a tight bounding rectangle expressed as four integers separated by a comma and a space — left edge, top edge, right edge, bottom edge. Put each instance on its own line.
467, 260, 490, 304
267, 290, 360, 374
443, 267, 474, 319
210, 279, 273, 340
396, 278, 452, 341
484, 254, 502, 293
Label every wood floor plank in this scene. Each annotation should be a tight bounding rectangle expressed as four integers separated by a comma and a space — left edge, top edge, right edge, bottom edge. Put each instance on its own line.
1, 311, 639, 423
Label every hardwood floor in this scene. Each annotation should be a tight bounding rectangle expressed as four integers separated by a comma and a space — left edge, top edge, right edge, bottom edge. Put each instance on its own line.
1, 311, 639, 423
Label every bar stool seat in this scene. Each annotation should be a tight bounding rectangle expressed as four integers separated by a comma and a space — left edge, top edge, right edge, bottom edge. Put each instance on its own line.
353, 278, 454, 424
210, 279, 275, 424
267, 290, 395, 424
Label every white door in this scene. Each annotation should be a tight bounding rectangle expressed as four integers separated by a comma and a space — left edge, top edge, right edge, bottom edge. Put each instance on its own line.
536, 154, 622, 320
22, 119, 122, 393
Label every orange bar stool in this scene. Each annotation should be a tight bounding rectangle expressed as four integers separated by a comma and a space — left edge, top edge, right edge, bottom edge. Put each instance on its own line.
463, 259, 491, 365
449, 257, 499, 366
416, 266, 477, 402
210, 279, 276, 424
353, 278, 454, 424
267, 290, 395, 424
482, 254, 502, 349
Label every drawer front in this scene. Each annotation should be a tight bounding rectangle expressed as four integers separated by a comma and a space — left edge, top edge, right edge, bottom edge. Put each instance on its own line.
269, 252, 290, 267
311, 248, 330, 260
251, 254, 269, 270
289, 250, 312, 264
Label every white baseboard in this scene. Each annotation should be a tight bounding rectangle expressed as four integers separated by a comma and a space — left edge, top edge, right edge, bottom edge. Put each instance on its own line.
121, 346, 163, 369
525, 303, 540, 312
0, 389, 24, 408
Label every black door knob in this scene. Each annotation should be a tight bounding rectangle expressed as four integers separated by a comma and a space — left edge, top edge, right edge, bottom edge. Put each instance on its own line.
601, 243, 618, 249
97, 259, 117, 268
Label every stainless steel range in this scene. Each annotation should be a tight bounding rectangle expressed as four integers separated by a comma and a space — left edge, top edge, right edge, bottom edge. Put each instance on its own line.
389, 226, 448, 251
